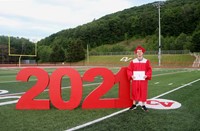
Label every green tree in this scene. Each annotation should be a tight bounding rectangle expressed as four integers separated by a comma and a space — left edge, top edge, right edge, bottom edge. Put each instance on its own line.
191, 31, 200, 52
183, 36, 192, 50
38, 45, 52, 62
50, 43, 65, 62
163, 36, 176, 50
175, 33, 187, 50
65, 39, 85, 62
145, 35, 158, 50
110, 44, 125, 52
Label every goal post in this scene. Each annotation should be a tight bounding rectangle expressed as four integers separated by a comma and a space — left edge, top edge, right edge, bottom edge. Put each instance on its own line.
8, 36, 37, 67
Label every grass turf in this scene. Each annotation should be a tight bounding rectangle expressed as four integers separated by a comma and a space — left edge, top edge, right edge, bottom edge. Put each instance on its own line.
0, 67, 199, 131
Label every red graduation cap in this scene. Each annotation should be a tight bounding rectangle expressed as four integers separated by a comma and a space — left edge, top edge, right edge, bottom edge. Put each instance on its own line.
134, 46, 146, 53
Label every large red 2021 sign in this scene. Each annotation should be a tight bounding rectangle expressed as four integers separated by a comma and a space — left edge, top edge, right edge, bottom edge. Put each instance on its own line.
16, 67, 132, 110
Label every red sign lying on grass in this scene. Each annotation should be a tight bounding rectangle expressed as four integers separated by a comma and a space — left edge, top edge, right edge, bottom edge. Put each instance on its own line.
16, 67, 132, 110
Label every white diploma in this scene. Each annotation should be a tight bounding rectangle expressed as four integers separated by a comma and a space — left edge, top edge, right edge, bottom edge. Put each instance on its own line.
133, 71, 145, 80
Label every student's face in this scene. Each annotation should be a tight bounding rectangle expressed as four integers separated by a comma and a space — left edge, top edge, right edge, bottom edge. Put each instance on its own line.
136, 50, 143, 57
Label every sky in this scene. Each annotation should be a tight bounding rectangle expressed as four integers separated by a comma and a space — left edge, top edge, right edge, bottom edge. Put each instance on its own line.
0, 0, 165, 42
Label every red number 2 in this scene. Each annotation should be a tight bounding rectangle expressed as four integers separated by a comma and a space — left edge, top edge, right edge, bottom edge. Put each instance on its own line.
82, 68, 116, 108
16, 68, 50, 110
82, 67, 132, 109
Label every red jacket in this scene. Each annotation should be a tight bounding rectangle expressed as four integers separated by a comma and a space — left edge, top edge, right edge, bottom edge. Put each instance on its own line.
127, 58, 152, 102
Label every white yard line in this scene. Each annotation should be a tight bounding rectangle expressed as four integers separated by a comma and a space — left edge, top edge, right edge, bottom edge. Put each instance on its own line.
152, 79, 200, 99
152, 70, 189, 77
65, 78, 200, 131
0, 83, 101, 97
0, 79, 36, 84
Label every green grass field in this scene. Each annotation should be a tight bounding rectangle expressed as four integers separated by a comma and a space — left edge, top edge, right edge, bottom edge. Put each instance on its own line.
0, 67, 200, 131
87, 54, 195, 67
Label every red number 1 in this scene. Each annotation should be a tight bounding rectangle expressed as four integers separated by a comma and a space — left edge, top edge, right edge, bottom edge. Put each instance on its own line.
114, 67, 132, 108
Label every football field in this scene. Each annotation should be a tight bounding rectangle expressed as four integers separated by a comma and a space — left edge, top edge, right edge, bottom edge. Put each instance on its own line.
0, 67, 200, 131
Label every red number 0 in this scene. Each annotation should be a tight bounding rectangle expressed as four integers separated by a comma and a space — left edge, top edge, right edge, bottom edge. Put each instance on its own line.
49, 68, 82, 110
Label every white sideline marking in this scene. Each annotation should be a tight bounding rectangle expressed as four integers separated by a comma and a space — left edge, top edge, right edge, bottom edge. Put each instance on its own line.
154, 82, 159, 84
152, 79, 199, 99
65, 78, 200, 131
66, 108, 129, 131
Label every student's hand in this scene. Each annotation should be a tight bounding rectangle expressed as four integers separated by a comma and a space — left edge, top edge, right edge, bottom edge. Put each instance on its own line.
144, 75, 147, 79
132, 76, 135, 80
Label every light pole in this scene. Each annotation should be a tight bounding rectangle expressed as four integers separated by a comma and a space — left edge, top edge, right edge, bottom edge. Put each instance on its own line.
153, 1, 164, 66
1, 48, 3, 64
87, 44, 89, 65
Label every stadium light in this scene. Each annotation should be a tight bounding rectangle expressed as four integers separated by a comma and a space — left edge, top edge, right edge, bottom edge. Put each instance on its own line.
153, 1, 164, 66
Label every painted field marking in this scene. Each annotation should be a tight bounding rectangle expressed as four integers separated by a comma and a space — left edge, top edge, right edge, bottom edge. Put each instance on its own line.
168, 83, 173, 86
0, 90, 9, 95
0, 83, 102, 106
65, 78, 200, 131
0, 70, 198, 104
0, 82, 101, 97
0, 69, 190, 84
146, 99, 182, 110
0, 69, 193, 97
155, 82, 159, 84
0, 96, 21, 106
151, 79, 199, 99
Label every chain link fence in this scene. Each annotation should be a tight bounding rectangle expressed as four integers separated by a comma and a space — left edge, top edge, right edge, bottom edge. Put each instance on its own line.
90, 50, 190, 56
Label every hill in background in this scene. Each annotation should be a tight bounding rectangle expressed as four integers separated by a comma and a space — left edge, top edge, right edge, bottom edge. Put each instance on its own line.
36, 0, 199, 62
0, 0, 200, 64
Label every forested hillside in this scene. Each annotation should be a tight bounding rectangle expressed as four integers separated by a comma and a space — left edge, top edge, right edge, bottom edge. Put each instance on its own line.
36, 0, 200, 62
1, 0, 200, 63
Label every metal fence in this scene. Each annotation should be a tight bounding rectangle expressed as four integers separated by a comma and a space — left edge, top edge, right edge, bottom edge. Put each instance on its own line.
90, 50, 190, 56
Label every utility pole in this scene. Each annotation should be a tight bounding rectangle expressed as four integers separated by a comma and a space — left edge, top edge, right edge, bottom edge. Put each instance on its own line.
1, 48, 3, 64
153, 1, 164, 66
87, 44, 89, 65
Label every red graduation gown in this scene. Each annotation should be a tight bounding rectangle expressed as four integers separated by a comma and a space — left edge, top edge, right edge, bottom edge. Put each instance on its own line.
127, 58, 152, 102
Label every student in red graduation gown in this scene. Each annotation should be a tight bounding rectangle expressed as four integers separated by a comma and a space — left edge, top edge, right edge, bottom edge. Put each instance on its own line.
127, 46, 152, 112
